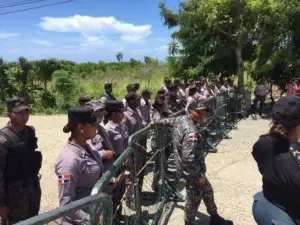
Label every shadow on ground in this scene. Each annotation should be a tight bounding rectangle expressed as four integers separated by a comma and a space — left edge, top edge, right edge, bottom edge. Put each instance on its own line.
161, 202, 210, 225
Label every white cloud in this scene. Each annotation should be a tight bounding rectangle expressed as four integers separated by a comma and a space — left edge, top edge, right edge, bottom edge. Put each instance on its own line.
0, 31, 20, 39
31, 40, 54, 47
80, 34, 124, 52
154, 45, 168, 52
38, 15, 152, 42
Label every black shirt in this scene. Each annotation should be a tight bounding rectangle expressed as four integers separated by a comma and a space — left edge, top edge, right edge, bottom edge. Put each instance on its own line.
252, 134, 300, 220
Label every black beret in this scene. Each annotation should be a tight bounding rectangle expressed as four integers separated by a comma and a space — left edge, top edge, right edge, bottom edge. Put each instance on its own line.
7, 97, 29, 113
67, 106, 96, 124
105, 100, 124, 112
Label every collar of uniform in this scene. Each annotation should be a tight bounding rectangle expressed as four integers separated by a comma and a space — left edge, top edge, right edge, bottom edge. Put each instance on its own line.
107, 121, 119, 129
68, 141, 87, 157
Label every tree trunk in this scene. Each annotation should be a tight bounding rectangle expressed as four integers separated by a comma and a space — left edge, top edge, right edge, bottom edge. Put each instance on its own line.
235, 40, 244, 95
269, 83, 275, 105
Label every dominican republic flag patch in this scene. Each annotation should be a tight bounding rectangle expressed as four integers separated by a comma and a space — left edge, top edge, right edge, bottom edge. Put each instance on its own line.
58, 174, 71, 185
187, 133, 198, 142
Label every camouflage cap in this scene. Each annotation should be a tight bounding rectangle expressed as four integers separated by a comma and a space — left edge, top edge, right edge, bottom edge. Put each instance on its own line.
6, 97, 29, 113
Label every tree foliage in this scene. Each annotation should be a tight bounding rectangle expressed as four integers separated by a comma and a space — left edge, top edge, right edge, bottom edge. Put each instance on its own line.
0, 55, 164, 115
159, 0, 300, 94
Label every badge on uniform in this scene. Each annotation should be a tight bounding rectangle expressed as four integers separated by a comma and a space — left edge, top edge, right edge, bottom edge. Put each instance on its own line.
187, 133, 198, 142
58, 174, 71, 184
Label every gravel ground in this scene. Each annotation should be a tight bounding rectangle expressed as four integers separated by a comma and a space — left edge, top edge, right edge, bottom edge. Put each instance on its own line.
0, 115, 270, 224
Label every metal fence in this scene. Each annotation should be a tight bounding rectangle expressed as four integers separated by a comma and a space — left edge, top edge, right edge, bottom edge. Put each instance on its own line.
11, 90, 251, 225
13, 193, 113, 225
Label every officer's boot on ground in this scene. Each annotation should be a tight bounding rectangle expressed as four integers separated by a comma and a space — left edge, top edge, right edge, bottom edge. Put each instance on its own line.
209, 214, 233, 225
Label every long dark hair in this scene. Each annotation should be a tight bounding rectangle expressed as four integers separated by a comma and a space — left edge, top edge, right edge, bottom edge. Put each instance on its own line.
269, 113, 288, 137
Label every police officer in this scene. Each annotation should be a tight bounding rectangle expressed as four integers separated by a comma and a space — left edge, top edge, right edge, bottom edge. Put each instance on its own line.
100, 82, 117, 125
140, 89, 152, 124
85, 100, 115, 173
0, 98, 42, 223
104, 100, 129, 218
153, 105, 232, 225
123, 92, 147, 193
55, 106, 102, 225
100, 82, 117, 103
151, 96, 170, 191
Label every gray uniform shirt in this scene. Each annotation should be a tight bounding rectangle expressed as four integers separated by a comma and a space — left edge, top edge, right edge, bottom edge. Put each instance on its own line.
122, 107, 146, 136
104, 121, 128, 155
55, 142, 102, 225
100, 92, 116, 103
87, 125, 114, 173
139, 98, 152, 124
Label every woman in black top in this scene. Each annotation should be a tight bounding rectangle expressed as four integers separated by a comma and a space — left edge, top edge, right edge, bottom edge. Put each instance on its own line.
252, 96, 300, 225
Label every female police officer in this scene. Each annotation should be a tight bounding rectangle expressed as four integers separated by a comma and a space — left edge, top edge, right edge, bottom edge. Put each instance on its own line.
252, 96, 300, 225
55, 106, 102, 225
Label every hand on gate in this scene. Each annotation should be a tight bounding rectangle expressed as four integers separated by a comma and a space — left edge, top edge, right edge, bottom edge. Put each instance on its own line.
104, 150, 115, 161
0, 206, 9, 218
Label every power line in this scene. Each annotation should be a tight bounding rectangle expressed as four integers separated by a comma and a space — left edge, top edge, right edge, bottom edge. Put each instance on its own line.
0, 0, 75, 16
0, 0, 47, 9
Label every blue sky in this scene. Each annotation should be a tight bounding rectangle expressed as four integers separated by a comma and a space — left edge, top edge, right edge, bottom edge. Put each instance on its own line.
0, 0, 179, 63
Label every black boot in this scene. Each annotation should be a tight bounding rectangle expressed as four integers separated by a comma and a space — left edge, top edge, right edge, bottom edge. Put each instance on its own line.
210, 214, 233, 225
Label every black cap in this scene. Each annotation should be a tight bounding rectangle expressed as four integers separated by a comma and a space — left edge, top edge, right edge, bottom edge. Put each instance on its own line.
142, 89, 152, 96
7, 97, 29, 113
85, 100, 105, 112
104, 82, 112, 89
133, 83, 140, 90
125, 92, 137, 102
67, 106, 97, 124
272, 96, 300, 128
78, 96, 93, 105
126, 84, 136, 93
106, 100, 125, 112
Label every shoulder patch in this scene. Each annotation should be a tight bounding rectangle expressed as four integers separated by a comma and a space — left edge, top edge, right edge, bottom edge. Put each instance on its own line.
58, 174, 71, 184
187, 133, 199, 142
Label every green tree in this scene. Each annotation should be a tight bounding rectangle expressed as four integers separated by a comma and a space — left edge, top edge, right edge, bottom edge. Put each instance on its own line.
35, 59, 60, 90
168, 39, 180, 56
159, 0, 271, 93
116, 52, 123, 62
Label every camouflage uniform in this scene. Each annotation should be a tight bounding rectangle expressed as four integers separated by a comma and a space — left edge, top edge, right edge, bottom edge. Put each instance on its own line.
0, 125, 41, 224
157, 115, 206, 224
